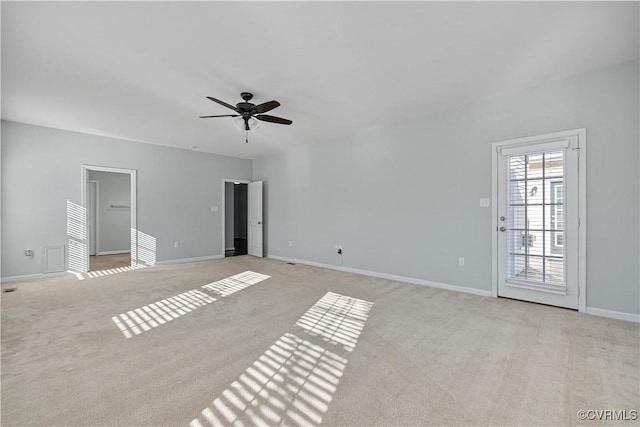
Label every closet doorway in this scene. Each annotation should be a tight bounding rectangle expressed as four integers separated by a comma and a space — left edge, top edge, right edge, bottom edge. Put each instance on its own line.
82, 165, 137, 273
223, 181, 249, 257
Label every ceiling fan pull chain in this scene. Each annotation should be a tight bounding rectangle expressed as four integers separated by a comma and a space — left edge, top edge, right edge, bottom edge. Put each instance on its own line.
245, 129, 249, 144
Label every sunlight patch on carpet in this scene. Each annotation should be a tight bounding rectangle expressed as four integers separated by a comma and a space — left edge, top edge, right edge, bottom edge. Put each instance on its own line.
295, 291, 373, 352
112, 289, 216, 338
202, 271, 271, 297
112, 271, 270, 338
86, 264, 146, 279
190, 292, 373, 427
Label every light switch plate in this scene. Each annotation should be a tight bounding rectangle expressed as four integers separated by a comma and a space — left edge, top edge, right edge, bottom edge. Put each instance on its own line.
211, 206, 219, 212
479, 198, 490, 207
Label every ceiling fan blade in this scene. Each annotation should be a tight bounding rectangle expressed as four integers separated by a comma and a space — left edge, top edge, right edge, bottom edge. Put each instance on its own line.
254, 100, 280, 114
199, 114, 240, 118
256, 114, 293, 125
206, 96, 240, 112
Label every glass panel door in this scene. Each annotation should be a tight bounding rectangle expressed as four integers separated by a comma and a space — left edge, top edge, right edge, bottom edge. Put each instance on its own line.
506, 151, 566, 290
495, 132, 580, 310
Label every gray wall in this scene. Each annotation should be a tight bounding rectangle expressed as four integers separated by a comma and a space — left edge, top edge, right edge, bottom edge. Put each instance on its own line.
253, 60, 640, 316
225, 182, 234, 249
88, 170, 131, 253
1, 121, 252, 277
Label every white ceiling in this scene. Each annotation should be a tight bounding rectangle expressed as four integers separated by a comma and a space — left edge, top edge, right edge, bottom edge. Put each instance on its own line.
2, 1, 638, 159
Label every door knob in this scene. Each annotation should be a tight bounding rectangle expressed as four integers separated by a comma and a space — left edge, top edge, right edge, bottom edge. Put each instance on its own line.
500, 216, 506, 221
499, 226, 506, 232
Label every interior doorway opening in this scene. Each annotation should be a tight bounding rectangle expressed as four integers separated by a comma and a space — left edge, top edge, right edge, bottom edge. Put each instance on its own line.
82, 165, 137, 273
224, 181, 249, 257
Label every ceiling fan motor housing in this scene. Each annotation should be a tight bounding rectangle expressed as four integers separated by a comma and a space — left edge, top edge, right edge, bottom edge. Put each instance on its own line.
236, 102, 256, 115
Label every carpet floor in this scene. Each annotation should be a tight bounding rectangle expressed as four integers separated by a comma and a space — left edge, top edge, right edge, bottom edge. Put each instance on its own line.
89, 253, 131, 272
1, 256, 638, 426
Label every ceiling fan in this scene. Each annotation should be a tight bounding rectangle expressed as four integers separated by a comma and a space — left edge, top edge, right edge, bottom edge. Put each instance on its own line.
200, 92, 292, 143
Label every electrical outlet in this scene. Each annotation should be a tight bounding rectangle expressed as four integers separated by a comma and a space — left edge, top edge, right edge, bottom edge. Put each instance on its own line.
24, 249, 33, 258
479, 198, 490, 208
458, 257, 465, 266
174, 241, 179, 248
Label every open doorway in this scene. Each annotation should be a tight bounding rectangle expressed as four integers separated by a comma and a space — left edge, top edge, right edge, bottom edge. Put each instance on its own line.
224, 181, 248, 257
83, 165, 137, 273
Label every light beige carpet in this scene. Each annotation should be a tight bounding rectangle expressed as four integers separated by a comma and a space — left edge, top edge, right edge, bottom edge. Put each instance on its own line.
89, 253, 131, 272
1, 256, 638, 426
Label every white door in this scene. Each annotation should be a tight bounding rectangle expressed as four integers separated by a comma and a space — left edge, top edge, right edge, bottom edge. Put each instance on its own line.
88, 181, 97, 256
248, 181, 263, 257
496, 135, 580, 309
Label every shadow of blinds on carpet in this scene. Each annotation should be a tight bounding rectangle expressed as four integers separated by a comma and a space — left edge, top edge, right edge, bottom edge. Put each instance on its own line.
112, 271, 271, 339
190, 292, 374, 427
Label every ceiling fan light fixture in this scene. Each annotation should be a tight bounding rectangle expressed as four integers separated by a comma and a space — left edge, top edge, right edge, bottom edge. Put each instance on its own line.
234, 117, 259, 132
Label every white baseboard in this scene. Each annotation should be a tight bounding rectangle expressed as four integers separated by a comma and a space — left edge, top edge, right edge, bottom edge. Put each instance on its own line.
1, 256, 224, 282
267, 255, 639, 323
156, 255, 224, 266
267, 254, 492, 297
97, 250, 131, 256
225, 247, 235, 251
586, 307, 640, 323
1, 271, 73, 283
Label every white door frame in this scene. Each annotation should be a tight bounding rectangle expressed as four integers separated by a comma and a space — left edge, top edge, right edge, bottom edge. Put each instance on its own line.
82, 165, 137, 272
248, 180, 264, 257
88, 180, 100, 256
491, 128, 587, 312
221, 179, 251, 256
